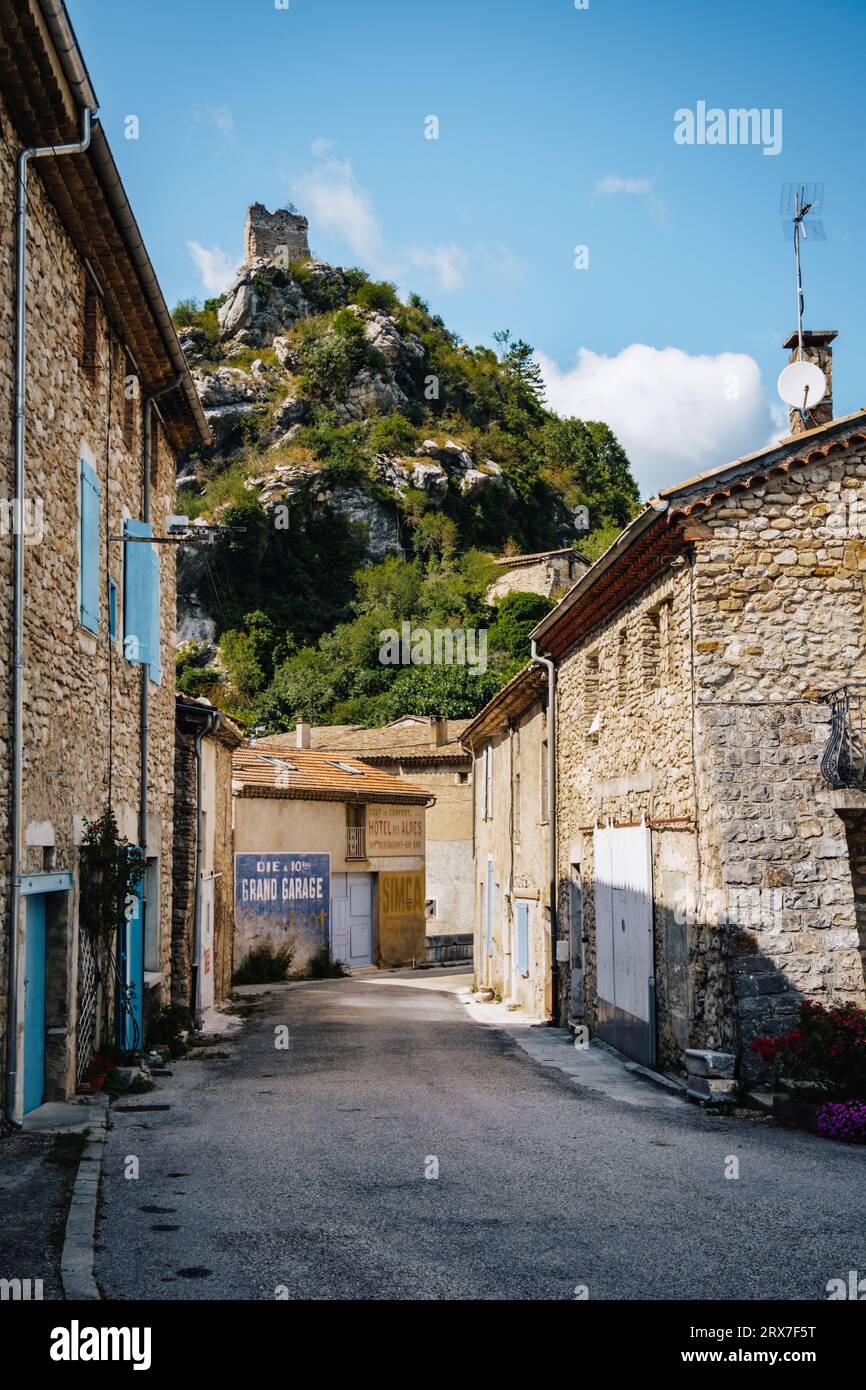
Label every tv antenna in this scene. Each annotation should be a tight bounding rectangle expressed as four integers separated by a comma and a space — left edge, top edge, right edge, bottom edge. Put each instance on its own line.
777, 183, 827, 418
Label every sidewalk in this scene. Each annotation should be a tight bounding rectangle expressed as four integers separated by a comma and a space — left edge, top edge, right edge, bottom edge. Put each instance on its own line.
460, 993, 685, 1111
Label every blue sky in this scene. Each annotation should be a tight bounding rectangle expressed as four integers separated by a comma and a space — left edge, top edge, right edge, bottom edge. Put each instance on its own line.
68, 0, 866, 495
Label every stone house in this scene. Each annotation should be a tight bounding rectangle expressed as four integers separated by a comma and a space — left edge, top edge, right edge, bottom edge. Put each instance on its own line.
486, 547, 589, 605
0, 1, 209, 1122
462, 665, 553, 1017
232, 739, 434, 972
531, 381, 866, 1085
265, 716, 473, 953
172, 698, 243, 1026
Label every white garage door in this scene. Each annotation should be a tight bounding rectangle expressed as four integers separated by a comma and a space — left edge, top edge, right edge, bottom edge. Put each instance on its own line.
593, 820, 655, 1064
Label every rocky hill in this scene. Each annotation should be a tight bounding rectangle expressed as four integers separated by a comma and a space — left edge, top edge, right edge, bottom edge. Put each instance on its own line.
172, 204, 641, 727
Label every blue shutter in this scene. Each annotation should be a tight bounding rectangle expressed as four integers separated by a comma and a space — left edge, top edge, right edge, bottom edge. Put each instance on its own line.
123, 519, 153, 667
79, 461, 101, 633
516, 901, 529, 977
148, 541, 162, 685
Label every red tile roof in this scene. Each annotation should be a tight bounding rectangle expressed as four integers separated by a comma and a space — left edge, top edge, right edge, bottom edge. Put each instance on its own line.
232, 745, 434, 804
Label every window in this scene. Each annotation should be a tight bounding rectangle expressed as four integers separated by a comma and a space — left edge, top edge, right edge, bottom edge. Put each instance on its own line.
617, 625, 629, 704
513, 770, 521, 843
80, 274, 99, 388
123, 519, 161, 683
123, 354, 137, 453
456, 770, 471, 785
108, 578, 118, 641
79, 459, 101, 634
585, 648, 600, 737
644, 597, 673, 691
143, 857, 159, 974
516, 901, 529, 978
346, 804, 366, 859
328, 760, 364, 775
481, 744, 494, 820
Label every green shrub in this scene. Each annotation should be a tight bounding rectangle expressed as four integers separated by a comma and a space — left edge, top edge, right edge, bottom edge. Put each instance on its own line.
233, 942, 296, 985
369, 412, 418, 456
308, 946, 348, 979
488, 591, 554, 659
354, 279, 400, 313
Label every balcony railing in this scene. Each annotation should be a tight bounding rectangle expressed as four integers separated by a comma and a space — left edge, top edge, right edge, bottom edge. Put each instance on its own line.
346, 826, 366, 860
821, 685, 866, 790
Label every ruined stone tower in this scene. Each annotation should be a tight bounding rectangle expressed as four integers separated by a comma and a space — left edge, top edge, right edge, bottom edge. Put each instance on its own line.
243, 202, 311, 266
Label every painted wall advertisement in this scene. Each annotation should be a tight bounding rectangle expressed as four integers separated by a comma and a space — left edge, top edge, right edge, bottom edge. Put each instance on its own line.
366, 806, 425, 857
234, 853, 330, 966
378, 869, 426, 967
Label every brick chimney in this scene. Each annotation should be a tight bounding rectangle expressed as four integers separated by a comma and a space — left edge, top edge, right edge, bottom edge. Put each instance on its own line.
296, 717, 310, 750
783, 329, 836, 435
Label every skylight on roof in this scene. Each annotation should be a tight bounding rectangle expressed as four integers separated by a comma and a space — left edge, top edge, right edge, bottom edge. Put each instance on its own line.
326, 760, 364, 775
259, 755, 298, 773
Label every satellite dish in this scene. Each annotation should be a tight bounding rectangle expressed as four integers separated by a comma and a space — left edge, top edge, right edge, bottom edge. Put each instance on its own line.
778, 360, 826, 411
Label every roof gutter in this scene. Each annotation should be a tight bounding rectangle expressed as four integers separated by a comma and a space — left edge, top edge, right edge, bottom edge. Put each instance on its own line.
36, 0, 99, 113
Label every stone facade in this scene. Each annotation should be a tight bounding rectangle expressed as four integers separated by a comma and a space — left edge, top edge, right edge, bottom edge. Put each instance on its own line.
546, 430, 866, 1082
0, 81, 199, 1114
486, 548, 589, 604
465, 667, 553, 1018
172, 702, 242, 1022
243, 202, 310, 266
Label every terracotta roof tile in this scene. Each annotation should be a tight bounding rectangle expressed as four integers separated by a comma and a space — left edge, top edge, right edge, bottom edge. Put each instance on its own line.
232, 745, 434, 804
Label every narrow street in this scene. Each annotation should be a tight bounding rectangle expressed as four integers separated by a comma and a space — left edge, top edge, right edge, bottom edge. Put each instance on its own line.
96, 972, 866, 1302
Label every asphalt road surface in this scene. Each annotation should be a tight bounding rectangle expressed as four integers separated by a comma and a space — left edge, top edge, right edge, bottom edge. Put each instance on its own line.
96, 972, 866, 1301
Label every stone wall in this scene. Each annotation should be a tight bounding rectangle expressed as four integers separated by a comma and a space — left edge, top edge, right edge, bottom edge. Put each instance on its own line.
244, 202, 310, 265
0, 90, 179, 1108
472, 697, 552, 1017
689, 456, 866, 1077
553, 449, 866, 1081
555, 559, 702, 1066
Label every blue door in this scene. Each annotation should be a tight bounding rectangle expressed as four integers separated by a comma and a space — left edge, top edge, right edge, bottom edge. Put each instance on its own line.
23, 895, 47, 1113
117, 871, 144, 1052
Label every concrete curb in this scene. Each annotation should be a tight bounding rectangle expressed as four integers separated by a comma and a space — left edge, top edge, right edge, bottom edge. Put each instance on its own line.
60, 1120, 107, 1301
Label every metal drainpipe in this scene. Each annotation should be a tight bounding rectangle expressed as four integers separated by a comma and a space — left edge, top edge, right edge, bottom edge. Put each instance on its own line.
531, 640, 558, 1024
190, 709, 219, 1024
137, 375, 182, 854
5, 107, 93, 1128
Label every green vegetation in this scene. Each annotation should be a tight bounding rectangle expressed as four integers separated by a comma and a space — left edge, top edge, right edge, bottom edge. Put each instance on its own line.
172, 263, 642, 732
233, 942, 296, 985
307, 946, 349, 979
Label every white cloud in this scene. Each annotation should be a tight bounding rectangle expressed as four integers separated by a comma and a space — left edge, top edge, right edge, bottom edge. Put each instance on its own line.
407, 243, 471, 293
594, 175, 653, 197
537, 343, 779, 498
290, 146, 523, 295
186, 241, 241, 295
193, 105, 235, 139
593, 173, 667, 228
292, 155, 388, 271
